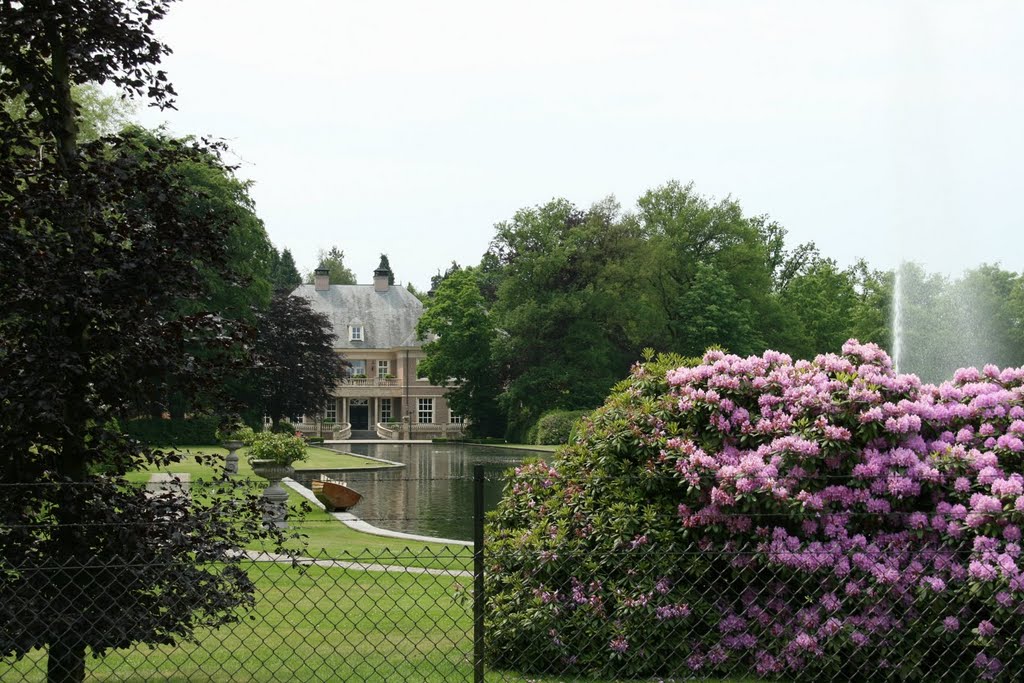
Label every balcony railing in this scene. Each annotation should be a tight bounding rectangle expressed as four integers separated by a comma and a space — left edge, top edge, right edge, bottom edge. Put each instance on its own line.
376, 422, 466, 440
294, 421, 350, 439
342, 377, 399, 388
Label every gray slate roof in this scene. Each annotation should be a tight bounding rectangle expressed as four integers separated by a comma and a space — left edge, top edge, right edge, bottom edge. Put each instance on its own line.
290, 284, 427, 350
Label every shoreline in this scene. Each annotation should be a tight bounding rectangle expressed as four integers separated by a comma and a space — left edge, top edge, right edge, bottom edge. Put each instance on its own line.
283, 477, 472, 547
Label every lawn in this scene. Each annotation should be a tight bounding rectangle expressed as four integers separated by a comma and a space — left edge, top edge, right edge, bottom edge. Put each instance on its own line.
124, 445, 471, 570
1, 559, 757, 682
121, 444, 381, 484
3, 561, 473, 682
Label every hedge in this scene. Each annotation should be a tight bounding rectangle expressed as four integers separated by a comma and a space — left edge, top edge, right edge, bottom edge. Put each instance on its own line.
123, 416, 220, 446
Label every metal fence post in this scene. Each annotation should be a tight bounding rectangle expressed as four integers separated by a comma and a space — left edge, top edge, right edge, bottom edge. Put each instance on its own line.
473, 464, 485, 683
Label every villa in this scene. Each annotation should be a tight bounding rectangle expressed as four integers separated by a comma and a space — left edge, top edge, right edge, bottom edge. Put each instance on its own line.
288, 262, 464, 440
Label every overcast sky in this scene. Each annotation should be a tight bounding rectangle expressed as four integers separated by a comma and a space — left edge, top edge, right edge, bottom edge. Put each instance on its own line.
137, 0, 1024, 291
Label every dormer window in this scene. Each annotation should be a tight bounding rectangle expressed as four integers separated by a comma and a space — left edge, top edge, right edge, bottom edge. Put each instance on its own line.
349, 325, 363, 341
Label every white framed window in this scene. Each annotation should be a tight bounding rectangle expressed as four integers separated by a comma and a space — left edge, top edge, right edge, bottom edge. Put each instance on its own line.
451, 414, 464, 425
349, 325, 363, 341
417, 398, 434, 424
348, 360, 366, 378
380, 398, 392, 422
324, 401, 336, 424
377, 360, 390, 379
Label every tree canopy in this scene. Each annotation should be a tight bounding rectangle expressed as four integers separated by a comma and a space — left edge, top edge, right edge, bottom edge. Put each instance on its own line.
0, 3, 291, 681
416, 267, 505, 435
252, 292, 347, 426
420, 180, 969, 440
308, 246, 356, 285
270, 247, 303, 293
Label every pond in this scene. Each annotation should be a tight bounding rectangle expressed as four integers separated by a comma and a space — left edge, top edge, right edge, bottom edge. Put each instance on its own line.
296, 442, 544, 541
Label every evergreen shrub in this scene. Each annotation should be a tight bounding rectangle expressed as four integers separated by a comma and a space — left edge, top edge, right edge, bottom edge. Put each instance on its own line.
123, 416, 220, 445
486, 342, 1024, 681
533, 409, 590, 445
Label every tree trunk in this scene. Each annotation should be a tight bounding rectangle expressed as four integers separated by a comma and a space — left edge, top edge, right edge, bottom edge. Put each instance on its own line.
47, 638, 85, 683
45, 8, 79, 172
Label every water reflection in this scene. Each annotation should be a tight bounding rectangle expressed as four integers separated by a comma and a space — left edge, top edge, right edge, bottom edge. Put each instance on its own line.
296, 443, 538, 541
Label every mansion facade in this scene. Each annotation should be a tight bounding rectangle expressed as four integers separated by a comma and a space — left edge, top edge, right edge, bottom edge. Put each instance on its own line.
289, 264, 463, 440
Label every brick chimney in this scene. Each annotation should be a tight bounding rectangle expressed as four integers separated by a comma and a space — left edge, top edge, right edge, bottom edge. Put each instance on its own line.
314, 268, 330, 291
373, 256, 391, 293
373, 267, 389, 293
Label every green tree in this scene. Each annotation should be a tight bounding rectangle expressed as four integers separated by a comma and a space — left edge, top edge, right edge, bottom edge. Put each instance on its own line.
635, 181, 775, 355
958, 264, 1024, 370
417, 267, 505, 435
673, 262, 759, 356
71, 83, 137, 141
308, 246, 356, 285
488, 197, 644, 438
778, 257, 861, 359
2, 81, 135, 143
270, 246, 303, 292
169, 132, 273, 322
406, 281, 428, 301
847, 260, 891, 349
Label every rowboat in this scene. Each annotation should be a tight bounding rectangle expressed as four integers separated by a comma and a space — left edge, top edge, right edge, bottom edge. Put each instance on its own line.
311, 477, 362, 511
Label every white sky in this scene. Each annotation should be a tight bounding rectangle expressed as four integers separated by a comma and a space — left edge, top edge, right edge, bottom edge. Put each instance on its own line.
137, 0, 1024, 291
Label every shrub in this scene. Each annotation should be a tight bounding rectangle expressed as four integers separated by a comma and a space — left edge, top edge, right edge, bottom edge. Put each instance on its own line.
486, 342, 1024, 681
123, 416, 220, 445
270, 420, 295, 435
532, 409, 590, 445
236, 426, 257, 445
247, 432, 307, 466
215, 416, 255, 444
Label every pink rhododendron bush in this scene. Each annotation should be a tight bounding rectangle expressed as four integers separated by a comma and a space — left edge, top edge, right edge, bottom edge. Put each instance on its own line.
484, 342, 1024, 681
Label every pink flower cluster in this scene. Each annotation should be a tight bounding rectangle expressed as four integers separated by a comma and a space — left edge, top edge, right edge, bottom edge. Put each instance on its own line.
657, 341, 1024, 672
664, 341, 1024, 556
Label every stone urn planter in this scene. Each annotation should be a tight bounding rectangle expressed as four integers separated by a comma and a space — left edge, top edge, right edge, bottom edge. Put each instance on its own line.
246, 432, 308, 529
249, 459, 295, 528
215, 418, 254, 476
221, 440, 243, 475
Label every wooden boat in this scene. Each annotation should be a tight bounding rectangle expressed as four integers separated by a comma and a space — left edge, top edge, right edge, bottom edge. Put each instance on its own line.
311, 477, 362, 512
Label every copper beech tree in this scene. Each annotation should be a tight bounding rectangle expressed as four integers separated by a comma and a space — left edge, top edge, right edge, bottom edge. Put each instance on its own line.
0, 3, 291, 682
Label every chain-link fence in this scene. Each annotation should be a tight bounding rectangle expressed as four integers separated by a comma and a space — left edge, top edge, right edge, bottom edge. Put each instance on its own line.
1, 548, 476, 683
3, 473, 1023, 682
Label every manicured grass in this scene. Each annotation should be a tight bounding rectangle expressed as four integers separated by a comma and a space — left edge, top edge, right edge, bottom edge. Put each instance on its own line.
122, 444, 382, 484
291, 515, 470, 563
1, 560, 756, 682
123, 446, 470, 570
4, 561, 475, 682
